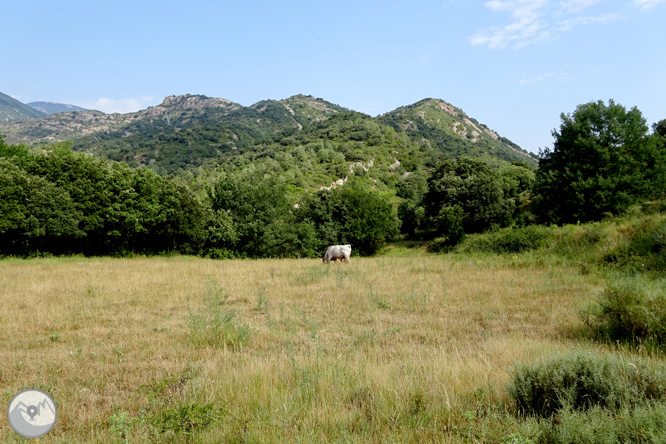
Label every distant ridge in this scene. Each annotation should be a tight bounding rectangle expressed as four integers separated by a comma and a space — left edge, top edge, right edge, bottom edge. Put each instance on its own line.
0, 92, 46, 122
27, 101, 88, 115
0, 93, 536, 172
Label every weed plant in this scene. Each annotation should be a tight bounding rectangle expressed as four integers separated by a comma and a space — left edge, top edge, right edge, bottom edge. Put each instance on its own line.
188, 278, 251, 350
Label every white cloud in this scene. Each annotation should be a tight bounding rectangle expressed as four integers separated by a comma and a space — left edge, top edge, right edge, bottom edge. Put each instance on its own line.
559, 0, 602, 14
470, 0, 623, 49
77, 96, 155, 114
470, 0, 550, 48
633, 0, 665, 8
557, 13, 621, 31
518, 72, 555, 84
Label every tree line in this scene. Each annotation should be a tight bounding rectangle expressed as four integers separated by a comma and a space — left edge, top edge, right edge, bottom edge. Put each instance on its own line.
0, 140, 398, 257
1, 99, 664, 258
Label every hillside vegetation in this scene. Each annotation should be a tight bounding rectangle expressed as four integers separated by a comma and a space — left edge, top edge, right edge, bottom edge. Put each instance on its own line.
379, 98, 531, 167
0, 93, 535, 175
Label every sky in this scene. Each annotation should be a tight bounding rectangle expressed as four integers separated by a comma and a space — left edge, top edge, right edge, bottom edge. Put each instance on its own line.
1, 0, 664, 154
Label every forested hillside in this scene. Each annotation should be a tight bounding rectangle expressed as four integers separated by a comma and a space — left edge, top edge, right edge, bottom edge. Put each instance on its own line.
0, 93, 534, 175
378, 98, 534, 167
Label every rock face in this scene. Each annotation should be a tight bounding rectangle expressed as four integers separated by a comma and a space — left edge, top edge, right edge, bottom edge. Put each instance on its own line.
158, 94, 240, 112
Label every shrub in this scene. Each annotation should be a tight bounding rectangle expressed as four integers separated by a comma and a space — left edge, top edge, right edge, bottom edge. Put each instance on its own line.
604, 218, 666, 273
527, 403, 666, 444
581, 278, 666, 343
458, 225, 555, 254
508, 350, 666, 418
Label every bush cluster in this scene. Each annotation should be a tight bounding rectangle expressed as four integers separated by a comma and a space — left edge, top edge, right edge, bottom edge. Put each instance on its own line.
582, 279, 666, 343
604, 218, 666, 273
457, 224, 555, 254
508, 350, 666, 418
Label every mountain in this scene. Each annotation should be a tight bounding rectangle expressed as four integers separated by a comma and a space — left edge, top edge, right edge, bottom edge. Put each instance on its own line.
378, 98, 535, 166
0, 93, 535, 174
0, 92, 46, 122
27, 101, 88, 115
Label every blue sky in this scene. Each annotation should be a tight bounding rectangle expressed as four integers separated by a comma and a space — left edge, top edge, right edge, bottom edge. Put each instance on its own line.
2, 0, 664, 154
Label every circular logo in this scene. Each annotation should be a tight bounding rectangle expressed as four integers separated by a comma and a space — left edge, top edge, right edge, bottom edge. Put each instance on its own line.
7, 389, 57, 438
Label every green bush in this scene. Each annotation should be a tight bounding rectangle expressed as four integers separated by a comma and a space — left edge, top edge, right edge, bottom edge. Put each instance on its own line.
604, 218, 666, 273
582, 278, 666, 343
526, 403, 666, 444
458, 225, 555, 254
508, 350, 666, 418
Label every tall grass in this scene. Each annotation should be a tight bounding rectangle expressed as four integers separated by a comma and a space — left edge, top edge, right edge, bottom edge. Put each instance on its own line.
0, 254, 639, 442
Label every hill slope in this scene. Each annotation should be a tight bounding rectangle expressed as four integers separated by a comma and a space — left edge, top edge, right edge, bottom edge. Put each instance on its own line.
0, 93, 533, 174
378, 98, 536, 167
27, 101, 88, 115
0, 92, 46, 122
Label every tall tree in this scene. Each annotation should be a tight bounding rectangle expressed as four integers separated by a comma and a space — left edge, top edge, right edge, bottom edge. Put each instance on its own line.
533, 100, 662, 224
424, 156, 514, 237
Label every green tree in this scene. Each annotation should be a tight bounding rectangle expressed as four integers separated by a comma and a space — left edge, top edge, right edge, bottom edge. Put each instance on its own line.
398, 200, 425, 236
498, 162, 535, 199
0, 159, 82, 254
533, 100, 663, 224
297, 183, 400, 256
424, 156, 514, 237
338, 185, 400, 255
210, 172, 317, 257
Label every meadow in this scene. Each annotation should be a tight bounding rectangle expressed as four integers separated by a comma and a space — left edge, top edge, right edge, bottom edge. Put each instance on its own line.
0, 248, 632, 443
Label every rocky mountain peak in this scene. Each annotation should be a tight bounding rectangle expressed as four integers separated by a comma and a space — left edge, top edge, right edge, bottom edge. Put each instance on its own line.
159, 94, 240, 111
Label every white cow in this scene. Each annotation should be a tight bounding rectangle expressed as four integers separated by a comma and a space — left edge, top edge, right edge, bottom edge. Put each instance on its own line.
322, 245, 352, 264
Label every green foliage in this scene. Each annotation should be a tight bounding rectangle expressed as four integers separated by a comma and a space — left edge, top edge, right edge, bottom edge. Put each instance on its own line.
603, 217, 666, 273
0, 140, 228, 256
108, 411, 139, 443
210, 171, 318, 258
498, 162, 535, 199
582, 278, 666, 343
424, 156, 515, 234
0, 158, 82, 253
298, 182, 400, 256
377, 98, 537, 167
457, 224, 556, 254
149, 402, 216, 436
529, 403, 666, 444
434, 205, 465, 245
534, 100, 664, 224
508, 350, 666, 418
398, 200, 425, 235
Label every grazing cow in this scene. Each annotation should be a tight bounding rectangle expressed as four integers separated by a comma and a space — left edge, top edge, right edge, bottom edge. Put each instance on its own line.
322, 245, 352, 264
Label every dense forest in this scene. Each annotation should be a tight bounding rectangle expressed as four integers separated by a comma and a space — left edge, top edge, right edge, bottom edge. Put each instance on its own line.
1, 99, 664, 258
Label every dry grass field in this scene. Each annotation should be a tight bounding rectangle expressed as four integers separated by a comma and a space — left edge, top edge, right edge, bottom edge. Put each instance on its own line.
0, 254, 605, 442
